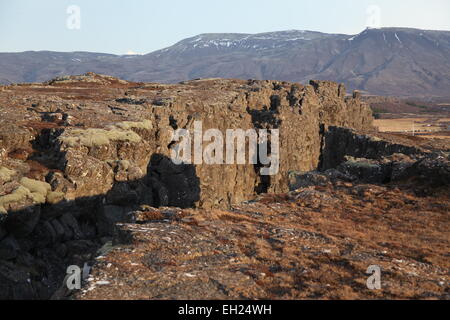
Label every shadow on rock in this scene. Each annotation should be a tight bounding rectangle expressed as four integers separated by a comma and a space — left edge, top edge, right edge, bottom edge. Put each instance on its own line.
0, 154, 200, 300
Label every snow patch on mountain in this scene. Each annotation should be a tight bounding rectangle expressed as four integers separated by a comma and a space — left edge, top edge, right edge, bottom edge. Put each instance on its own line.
171, 30, 333, 52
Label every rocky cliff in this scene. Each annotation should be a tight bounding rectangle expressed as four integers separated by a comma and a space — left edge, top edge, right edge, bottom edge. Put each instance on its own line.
1, 73, 447, 299
0, 74, 374, 211
0, 74, 375, 298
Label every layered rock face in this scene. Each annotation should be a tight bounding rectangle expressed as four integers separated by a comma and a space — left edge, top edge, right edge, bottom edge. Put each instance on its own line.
1, 75, 374, 210
0, 74, 377, 299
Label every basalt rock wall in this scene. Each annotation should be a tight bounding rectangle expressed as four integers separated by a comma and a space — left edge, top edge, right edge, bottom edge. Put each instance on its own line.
0, 75, 374, 299
42, 79, 374, 209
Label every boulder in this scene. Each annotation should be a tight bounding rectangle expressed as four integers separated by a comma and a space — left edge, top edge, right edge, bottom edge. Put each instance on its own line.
288, 171, 329, 191
337, 157, 390, 184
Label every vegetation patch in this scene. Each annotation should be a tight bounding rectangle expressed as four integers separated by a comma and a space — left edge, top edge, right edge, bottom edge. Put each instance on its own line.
371, 107, 388, 119
46, 191, 65, 205
0, 186, 31, 213
60, 128, 142, 147
0, 178, 53, 213
110, 120, 153, 131
0, 167, 16, 183
19, 177, 51, 196
406, 101, 428, 109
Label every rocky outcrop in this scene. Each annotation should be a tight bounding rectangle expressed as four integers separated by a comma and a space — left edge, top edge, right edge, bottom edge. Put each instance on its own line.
1, 74, 446, 300
0, 76, 378, 299
320, 126, 423, 170
2, 76, 373, 208
317, 126, 450, 188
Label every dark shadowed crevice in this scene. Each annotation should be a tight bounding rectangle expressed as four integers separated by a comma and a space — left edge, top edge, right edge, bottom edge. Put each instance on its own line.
0, 152, 201, 300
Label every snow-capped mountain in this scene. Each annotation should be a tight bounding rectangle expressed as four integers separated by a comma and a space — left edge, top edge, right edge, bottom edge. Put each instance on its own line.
159, 30, 345, 53
0, 28, 449, 97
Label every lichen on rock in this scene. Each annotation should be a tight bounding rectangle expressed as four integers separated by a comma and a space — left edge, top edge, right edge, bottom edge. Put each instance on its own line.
59, 128, 142, 148
110, 120, 153, 131
0, 167, 15, 184
0, 186, 31, 213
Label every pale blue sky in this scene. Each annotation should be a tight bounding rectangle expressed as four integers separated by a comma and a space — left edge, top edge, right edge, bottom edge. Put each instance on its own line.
0, 0, 449, 54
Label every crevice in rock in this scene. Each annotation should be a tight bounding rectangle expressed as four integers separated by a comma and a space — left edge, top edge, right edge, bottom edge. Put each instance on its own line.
0, 148, 201, 299
0, 78, 380, 299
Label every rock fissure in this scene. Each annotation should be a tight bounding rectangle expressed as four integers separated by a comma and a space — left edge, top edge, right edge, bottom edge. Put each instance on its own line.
1, 74, 447, 299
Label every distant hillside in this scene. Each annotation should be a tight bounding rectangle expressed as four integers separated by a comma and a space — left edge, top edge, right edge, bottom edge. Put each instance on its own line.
1, 27, 449, 97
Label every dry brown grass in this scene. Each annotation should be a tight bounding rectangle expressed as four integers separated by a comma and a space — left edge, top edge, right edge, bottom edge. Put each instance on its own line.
374, 118, 450, 140
76, 182, 450, 300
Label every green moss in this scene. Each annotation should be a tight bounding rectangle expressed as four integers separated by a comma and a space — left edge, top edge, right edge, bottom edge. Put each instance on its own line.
59, 120, 152, 148
20, 177, 51, 196
371, 107, 388, 116
46, 191, 65, 205
0, 186, 31, 211
0, 167, 16, 183
30, 192, 46, 204
0, 179, 54, 211
60, 128, 142, 147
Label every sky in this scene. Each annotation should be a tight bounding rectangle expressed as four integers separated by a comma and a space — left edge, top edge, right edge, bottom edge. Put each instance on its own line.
0, 0, 449, 55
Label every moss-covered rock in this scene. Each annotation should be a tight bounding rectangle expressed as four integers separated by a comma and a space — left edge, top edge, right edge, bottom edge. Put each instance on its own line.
46, 191, 65, 205
0, 178, 53, 213
111, 120, 153, 131
59, 128, 142, 148
0, 167, 16, 183
0, 186, 31, 213
19, 178, 51, 197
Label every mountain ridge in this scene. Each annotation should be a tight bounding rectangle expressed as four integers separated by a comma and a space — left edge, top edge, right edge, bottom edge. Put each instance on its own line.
1, 27, 449, 97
